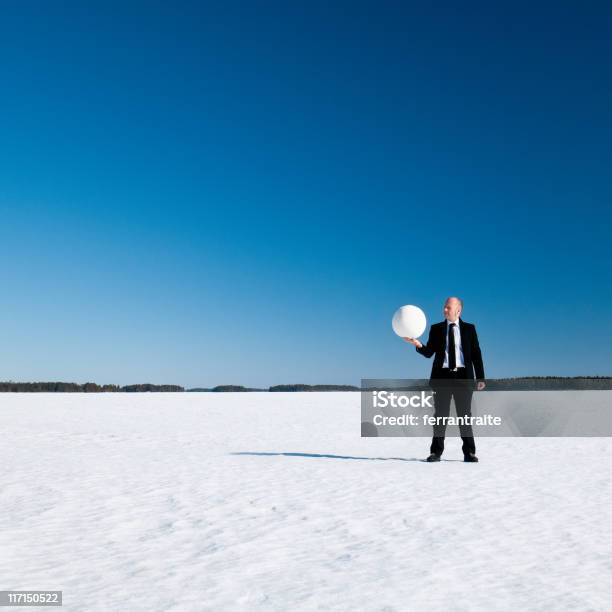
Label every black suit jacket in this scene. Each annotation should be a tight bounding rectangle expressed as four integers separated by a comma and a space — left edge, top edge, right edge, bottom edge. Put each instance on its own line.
416, 319, 485, 381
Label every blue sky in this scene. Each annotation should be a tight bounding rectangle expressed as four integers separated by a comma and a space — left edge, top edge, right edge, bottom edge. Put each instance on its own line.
0, 1, 610, 387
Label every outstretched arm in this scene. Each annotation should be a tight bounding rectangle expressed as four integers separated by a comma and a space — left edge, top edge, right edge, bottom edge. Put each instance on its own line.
403, 325, 435, 358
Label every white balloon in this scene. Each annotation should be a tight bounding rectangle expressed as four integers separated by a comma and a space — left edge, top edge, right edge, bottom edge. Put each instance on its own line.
392, 305, 427, 339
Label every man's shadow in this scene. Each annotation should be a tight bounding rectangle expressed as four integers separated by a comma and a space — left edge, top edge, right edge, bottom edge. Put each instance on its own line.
230, 452, 463, 462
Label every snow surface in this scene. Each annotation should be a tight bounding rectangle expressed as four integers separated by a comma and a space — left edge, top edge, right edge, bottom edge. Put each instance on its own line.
1, 392, 611, 611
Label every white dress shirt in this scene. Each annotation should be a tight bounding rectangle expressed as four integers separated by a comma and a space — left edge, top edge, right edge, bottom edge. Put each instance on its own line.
443, 319, 465, 369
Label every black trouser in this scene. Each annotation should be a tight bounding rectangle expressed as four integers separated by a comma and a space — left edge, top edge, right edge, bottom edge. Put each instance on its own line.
430, 368, 476, 456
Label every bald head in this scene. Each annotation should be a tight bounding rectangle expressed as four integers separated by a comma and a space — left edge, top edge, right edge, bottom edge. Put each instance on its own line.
444, 297, 463, 322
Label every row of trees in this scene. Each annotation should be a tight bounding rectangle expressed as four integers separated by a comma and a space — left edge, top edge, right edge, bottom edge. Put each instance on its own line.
483, 377, 612, 390
187, 385, 266, 392
269, 384, 360, 392
0, 382, 360, 392
189, 385, 360, 392
2, 378, 609, 393
0, 382, 184, 393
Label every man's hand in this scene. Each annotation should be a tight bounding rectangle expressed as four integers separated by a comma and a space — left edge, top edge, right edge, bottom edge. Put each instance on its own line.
476, 381, 486, 391
403, 337, 423, 349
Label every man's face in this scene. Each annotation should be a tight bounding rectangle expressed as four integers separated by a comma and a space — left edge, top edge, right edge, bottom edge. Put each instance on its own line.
443, 298, 461, 322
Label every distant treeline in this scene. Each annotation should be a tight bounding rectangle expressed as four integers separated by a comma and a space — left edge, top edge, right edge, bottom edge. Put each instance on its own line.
269, 384, 360, 392
0, 382, 184, 393
1, 378, 610, 392
0, 382, 356, 392
188, 385, 266, 392
188, 385, 359, 392
483, 376, 612, 390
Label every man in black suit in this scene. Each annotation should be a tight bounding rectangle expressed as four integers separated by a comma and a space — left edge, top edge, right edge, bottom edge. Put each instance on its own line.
404, 297, 485, 463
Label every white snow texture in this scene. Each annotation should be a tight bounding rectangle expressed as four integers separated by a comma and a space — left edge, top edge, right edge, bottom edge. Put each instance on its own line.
1, 392, 610, 611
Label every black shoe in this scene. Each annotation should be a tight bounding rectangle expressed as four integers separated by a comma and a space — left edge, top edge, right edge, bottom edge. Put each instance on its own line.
426, 453, 441, 462
464, 453, 479, 462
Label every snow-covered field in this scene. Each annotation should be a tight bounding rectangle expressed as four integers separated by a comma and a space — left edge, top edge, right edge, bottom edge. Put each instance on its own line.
1, 392, 611, 611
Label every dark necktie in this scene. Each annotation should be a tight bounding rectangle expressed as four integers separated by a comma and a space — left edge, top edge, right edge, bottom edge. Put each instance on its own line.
448, 323, 456, 370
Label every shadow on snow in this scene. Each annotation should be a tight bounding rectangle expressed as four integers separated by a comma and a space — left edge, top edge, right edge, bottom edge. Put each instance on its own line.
230, 451, 463, 462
